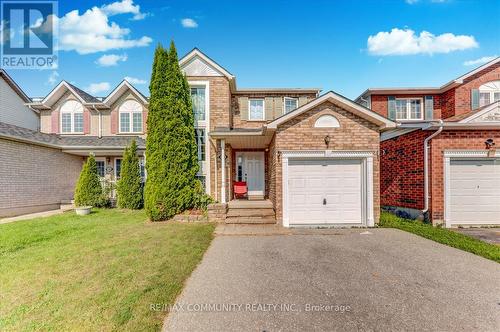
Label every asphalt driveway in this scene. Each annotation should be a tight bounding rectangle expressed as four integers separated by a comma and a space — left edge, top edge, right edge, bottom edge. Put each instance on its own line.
163, 228, 500, 331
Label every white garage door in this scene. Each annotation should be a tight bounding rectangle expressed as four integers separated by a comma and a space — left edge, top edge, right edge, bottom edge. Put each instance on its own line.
287, 159, 363, 225
449, 159, 500, 225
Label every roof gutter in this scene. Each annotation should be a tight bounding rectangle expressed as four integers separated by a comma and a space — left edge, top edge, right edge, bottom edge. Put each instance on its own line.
423, 119, 444, 216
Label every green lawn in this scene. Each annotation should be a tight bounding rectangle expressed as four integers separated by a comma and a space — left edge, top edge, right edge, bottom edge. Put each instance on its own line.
0, 209, 215, 331
379, 212, 500, 263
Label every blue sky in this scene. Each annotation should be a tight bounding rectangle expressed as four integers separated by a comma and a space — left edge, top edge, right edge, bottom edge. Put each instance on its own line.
5, 0, 500, 99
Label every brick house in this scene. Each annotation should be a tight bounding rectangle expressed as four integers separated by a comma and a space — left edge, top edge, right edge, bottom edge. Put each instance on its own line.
1, 48, 395, 225
356, 57, 500, 227
180, 49, 395, 226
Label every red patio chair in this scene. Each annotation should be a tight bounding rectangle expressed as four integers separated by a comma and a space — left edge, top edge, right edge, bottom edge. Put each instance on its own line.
233, 181, 248, 199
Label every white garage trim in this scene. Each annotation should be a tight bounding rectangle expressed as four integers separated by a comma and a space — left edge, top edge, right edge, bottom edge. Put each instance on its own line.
281, 150, 374, 228
443, 150, 500, 228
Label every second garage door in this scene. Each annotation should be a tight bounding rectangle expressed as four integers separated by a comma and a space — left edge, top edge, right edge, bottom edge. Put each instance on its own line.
449, 159, 500, 226
287, 159, 363, 226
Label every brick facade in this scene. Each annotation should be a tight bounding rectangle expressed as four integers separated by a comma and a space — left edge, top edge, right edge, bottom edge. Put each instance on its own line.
0, 138, 83, 217
269, 101, 381, 223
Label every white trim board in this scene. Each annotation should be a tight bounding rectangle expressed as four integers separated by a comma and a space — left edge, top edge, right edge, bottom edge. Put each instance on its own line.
443, 150, 500, 228
281, 150, 374, 228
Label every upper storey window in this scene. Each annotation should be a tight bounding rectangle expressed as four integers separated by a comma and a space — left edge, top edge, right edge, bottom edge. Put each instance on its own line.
395, 98, 422, 120
249, 99, 265, 120
479, 80, 500, 107
284, 97, 298, 114
60, 100, 83, 133
190, 86, 206, 121
119, 100, 143, 133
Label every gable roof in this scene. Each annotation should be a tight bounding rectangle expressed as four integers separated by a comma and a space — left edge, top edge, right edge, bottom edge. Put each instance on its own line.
0, 69, 31, 102
41, 80, 101, 106
449, 101, 500, 123
104, 80, 148, 105
179, 48, 235, 80
357, 56, 500, 100
267, 91, 396, 130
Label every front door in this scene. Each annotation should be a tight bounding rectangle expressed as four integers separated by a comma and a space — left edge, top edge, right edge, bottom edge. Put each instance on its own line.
237, 152, 265, 196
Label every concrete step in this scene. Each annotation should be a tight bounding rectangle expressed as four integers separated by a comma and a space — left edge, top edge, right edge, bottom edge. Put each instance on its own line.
226, 208, 275, 218
228, 200, 273, 209
225, 216, 276, 224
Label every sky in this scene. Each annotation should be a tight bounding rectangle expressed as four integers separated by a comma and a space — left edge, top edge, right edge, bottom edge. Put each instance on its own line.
3, 0, 500, 99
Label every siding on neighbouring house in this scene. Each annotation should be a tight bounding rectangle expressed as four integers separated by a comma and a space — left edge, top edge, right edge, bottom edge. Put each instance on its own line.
0, 77, 39, 131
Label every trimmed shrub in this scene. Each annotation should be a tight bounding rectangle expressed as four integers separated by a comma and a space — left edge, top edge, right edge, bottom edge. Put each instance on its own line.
74, 154, 104, 207
116, 140, 143, 209
144, 41, 199, 221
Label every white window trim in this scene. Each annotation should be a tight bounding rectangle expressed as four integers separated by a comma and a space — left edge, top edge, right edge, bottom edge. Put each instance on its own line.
60, 100, 84, 134
114, 158, 122, 180
395, 97, 424, 121
118, 100, 143, 134
188, 80, 210, 195
95, 157, 106, 178
479, 91, 500, 107
443, 150, 500, 228
248, 98, 265, 121
283, 97, 298, 114
281, 150, 374, 228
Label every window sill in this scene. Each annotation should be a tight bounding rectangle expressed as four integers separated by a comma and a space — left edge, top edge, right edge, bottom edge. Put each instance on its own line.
59, 132, 85, 135
117, 132, 145, 135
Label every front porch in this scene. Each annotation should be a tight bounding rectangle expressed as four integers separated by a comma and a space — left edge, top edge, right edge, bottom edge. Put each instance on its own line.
226, 199, 276, 224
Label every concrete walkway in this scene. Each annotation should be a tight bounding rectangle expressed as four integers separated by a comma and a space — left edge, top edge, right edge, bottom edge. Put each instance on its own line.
453, 228, 500, 245
0, 209, 65, 224
164, 228, 500, 332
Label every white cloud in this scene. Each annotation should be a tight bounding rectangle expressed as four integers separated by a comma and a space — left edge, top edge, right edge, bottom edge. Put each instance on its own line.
181, 18, 198, 28
367, 28, 478, 56
124, 76, 147, 84
47, 71, 59, 85
463, 55, 498, 66
101, 0, 149, 20
96, 53, 128, 66
55, 3, 152, 54
406, 0, 419, 4
85, 82, 111, 94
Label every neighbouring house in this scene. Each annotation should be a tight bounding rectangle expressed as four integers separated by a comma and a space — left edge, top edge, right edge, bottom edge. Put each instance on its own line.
0, 76, 146, 217
0, 69, 39, 131
180, 49, 395, 227
356, 57, 500, 227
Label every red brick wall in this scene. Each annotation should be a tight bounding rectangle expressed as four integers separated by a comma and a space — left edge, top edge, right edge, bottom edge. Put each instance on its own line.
380, 130, 431, 210
453, 62, 500, 117
429, 130, 500, 222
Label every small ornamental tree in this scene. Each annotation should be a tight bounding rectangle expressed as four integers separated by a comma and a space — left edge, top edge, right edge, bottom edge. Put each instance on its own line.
74, 154, 103, 207
144, 41, 199, 221
116, 140, 143, 209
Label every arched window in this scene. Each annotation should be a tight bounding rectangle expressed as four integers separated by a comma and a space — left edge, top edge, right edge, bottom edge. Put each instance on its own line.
479, 80, 500, 107
60, 100, 83, 133
314, 114, 340, 128
119, 100, 143, 133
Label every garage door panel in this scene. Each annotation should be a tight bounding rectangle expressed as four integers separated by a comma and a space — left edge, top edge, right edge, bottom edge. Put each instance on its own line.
449, 159, 500, 225
288, 159, 363, 225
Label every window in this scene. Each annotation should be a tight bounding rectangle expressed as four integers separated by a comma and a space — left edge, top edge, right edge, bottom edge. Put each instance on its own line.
479, 80, 500, 107
284, 97, 298, 114
60, 100, 84, 133
314, 114, 340, 128
249, 99, 264, 120
395, 98, 422, 120
195, 129, 205, 161
190, 87, 206, 121
96, 160, 106, 178
119, 100, 143, 133
115, 158, 122, 179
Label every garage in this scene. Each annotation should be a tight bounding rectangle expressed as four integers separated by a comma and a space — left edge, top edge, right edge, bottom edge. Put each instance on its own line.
283, 151, 373, 227
448, 159, 500, 226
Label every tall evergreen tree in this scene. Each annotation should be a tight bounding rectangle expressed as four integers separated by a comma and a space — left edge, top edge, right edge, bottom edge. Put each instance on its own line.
144, 41, 199, 221
74, 154, 103, 207
116, 140, 143, 209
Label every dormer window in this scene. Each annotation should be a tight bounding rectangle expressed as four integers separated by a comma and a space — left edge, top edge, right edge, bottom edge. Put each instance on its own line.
284, 97, 298, 113
119, 100, 143, 133
60, 100, 83, 133
479, 80, 500, 107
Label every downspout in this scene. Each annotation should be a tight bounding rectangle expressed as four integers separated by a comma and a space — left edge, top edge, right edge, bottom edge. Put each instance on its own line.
92, 105, 102, 138
423, 119, 444, 216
